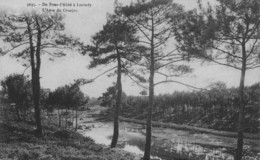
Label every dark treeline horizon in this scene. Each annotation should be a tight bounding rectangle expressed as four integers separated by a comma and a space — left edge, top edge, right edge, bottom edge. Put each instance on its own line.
99, 81, 260, 133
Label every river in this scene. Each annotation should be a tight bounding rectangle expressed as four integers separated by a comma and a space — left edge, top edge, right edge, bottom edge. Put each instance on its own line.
75, 116, 259, 160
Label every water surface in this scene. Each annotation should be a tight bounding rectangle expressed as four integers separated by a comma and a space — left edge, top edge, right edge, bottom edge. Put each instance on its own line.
80, 121, 260, 160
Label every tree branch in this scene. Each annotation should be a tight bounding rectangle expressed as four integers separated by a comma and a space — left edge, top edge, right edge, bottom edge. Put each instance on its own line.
125, 74, 148, 90
155, 48, 179, 61
42, 50, 64, 57
154, 80, 208, 91
4, 42, 30, 54
156, 59, 184, 69
246, 38, 258, 59
22, 65, 31, 76
247, 65, 260, 69
156, 71, 186, 78
76, 66, 117, 86
211, 45, 242, 59
126, 16, 151, 42
92, 66, 117, 81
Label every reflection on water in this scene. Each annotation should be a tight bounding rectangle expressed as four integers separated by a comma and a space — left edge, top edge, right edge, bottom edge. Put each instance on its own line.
82, 122, 252, 160
124, 131, 234, 160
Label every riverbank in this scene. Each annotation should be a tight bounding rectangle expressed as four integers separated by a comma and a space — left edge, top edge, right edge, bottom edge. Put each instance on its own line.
0, 103, 140, 160
78, 113, 260, 160
119, 117, 259, 140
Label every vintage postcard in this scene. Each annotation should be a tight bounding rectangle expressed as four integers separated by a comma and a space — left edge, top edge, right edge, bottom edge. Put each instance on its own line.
0, 0, 259, 160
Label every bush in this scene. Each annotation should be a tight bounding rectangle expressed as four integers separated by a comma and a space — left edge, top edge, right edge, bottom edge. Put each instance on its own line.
53, 130, 70, 139
18, 150, 41, 160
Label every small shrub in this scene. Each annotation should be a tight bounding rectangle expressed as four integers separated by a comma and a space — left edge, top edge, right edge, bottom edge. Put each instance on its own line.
53, 130, 70, 139
17, 150, 30, 160
18, 150, 40, 160
82, 150, 92, 156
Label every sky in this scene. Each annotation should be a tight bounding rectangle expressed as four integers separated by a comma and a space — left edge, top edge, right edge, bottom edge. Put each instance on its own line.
0, 0, 259, 98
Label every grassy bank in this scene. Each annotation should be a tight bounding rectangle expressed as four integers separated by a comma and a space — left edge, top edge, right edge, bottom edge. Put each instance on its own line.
0, 102, 140, 160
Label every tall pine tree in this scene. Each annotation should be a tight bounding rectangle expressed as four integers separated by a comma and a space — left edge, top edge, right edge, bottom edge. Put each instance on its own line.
174, 0, 260, 159
86, 12, 142, 148
120, 0, 190, 159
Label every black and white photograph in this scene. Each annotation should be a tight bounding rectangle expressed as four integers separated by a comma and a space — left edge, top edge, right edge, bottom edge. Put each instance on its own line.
0, 0, 259, 159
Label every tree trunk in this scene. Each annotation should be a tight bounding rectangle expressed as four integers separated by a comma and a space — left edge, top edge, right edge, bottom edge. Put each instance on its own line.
235, 44, 247, 160
27, 17, 43, 137
32, 68, 42, 136
111, 45, 122, 148
143, 73, 154, 160
143, 17, 155, 160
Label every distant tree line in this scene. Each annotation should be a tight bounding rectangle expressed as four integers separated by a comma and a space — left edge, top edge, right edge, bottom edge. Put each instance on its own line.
99, 82, 260, 133
46, 82, 89, 130
1, 74, 88, 131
